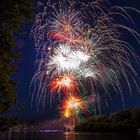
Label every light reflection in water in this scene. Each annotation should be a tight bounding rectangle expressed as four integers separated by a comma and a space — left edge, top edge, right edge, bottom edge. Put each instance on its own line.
65, 132, 75, 140
2, 128, 139, 140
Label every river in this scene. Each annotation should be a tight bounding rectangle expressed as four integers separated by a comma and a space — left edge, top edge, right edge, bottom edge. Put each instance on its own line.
0, 130, 140, 140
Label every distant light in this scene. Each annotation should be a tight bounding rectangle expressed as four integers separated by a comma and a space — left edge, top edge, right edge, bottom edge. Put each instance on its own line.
39, 129, 64, 133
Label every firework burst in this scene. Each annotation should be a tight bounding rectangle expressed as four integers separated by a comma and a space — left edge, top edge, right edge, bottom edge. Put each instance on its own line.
47, 43, 90, 76
62, 96, 84, 118
48, 73, 78, 94
31, 0, 140, 127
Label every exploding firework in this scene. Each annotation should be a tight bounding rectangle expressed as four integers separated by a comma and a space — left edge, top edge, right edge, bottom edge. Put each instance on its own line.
48, 73, 78, 94
31, 0, 140, 124
47, 43, 90, 76
62, 96, 84, 118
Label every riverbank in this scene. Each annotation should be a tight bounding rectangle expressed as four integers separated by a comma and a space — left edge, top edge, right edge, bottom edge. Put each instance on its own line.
75, 107, 140, 133
0, 117, 17, 131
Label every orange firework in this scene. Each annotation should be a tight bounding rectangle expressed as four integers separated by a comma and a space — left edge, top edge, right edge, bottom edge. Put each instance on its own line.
63, 22, 72, 32
48, 74, 77, 94
62, 96, 84, 118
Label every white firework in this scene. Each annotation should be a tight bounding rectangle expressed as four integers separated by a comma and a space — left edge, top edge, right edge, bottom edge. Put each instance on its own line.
47, 44, 90, 75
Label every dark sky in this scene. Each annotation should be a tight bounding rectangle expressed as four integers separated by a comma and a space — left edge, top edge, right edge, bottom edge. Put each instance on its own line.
11, 0, 140, 122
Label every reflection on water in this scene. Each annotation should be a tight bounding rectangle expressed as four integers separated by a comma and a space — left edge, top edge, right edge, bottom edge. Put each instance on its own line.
1, 129, 140, 140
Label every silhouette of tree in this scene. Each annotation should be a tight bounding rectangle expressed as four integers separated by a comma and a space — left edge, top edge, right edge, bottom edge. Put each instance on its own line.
0, 0, 33, 112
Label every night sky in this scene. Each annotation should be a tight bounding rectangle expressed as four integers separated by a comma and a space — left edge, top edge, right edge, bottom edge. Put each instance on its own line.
10, 0, 140, 122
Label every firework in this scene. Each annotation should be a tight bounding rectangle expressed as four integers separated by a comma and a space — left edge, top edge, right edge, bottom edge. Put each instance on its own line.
62, 96, 84, 118
48, 73, 78, 94
31, 0, 140, 126
47, 43, 90, 75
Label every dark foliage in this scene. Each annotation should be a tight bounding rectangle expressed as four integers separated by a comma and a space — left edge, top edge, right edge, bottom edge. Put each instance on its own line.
0, 117, 17, 131
0, 0, 33, 112
75, 107, 140, 132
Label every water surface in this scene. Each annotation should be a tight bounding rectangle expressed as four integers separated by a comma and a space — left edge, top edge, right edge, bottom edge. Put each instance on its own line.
1, 130, 140, 140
